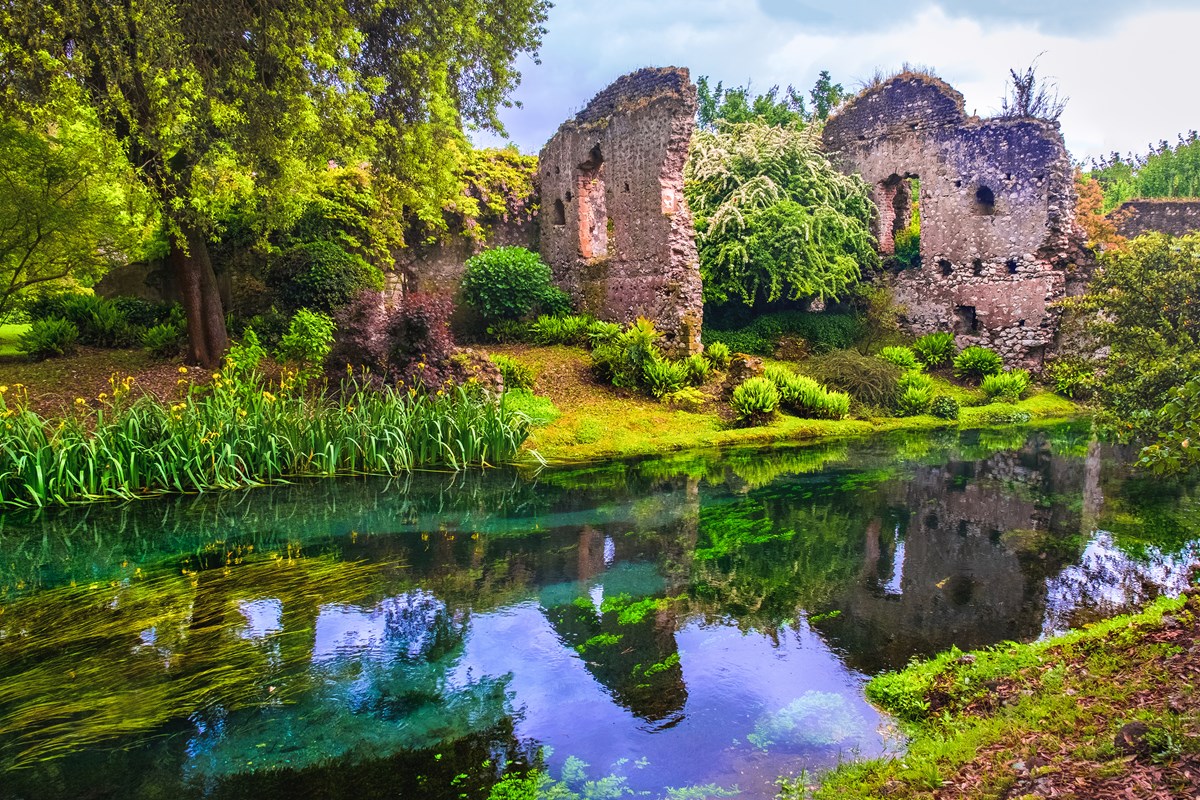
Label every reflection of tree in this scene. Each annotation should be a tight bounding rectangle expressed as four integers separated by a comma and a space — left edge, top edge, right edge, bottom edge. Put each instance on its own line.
542, 593, 687, 727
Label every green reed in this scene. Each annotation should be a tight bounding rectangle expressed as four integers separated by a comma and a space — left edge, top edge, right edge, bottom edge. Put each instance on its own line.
0, 366, 529, 508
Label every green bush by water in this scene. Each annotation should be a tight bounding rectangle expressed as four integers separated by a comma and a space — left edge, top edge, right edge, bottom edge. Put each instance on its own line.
803, 349, 903, 409
731, 376, 780, 426
953, 346, 1004, 383
930, 395, 960, 420
981, 369, 1031, 403
764, 364, 849, 420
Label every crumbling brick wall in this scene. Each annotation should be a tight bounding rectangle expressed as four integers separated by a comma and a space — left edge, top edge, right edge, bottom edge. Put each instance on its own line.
823, 73, 1084, 368
1109, 199, 1200, 238
537, 67, 703, 355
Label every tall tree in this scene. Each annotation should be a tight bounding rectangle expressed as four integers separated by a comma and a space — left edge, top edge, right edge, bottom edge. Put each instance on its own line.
0, 0, 547, 365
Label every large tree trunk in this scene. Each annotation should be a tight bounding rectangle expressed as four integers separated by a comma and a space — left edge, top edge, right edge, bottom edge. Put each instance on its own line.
170, 222, 228, 367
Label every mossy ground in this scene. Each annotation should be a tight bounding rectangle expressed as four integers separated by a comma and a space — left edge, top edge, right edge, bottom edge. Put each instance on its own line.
802, 591, 1200, 799
487, 344, 1081, 464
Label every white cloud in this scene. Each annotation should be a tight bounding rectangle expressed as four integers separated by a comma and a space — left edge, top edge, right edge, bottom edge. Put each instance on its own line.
476, 2, 1199, 164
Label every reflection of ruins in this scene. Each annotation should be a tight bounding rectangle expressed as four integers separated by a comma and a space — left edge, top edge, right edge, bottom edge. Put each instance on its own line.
818, 431, 1090, 673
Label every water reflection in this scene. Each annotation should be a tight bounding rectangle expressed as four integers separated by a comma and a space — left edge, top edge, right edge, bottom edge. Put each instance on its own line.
1, 422, 1198, 799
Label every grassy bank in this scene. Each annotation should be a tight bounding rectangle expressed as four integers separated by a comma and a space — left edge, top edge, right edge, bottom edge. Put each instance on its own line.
801, 592, 1200, 798
491, 345, 1082, 464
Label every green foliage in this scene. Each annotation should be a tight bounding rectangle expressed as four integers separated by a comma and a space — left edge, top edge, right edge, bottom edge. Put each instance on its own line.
981, 408, 1032, 425
643, 355, 690, 399
1045, 357, 1096, 400
0, 367, 529, 508
1090, 132, 1200, 212
1139, 376, 1200, 475
462, 247, 561, 324
731, 376, 780, 426
682, 353, 712, 385
586, 320, 622, 348
896, 385, 934, 417
764, 364, 848, 420
0, 114, 156, 317
704, 341, 731, 369
804, 349, 903, 409
930, 395, 961, 421
489, 354, 535, 392
913, 332, 957, 368
685, 123, 878, 306
272, 241, 384, 315
275, 309, 335, 383
17, 318, 78, 360
892, 223, 921, 269
981, 369, 1032, 403
953, 346, 1005, 383
285, 165, 405, 269
897, 371, 934, 394
878, 346, 920, 371
747, 691, 866, 750
142, 322, 186, 359
695, 70, 845, 130
702, 310, 864, 356
1058, 233, 1200, 441
528, 314, 593, 346
450, 148, 539, 240
1, 0, 549, 358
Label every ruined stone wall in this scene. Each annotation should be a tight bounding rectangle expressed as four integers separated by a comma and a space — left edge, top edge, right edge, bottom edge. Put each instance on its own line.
536, 67, 703, 355
823, 74, 1083, 368
393, 217, 538, 297
1109, 199, 1200, 238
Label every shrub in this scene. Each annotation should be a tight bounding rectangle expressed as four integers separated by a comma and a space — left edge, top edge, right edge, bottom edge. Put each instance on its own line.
490, 354, 535, 391
485, 319, 527, 344
54, 294, 134, 347
930, 395, 960, 420
529, 314, 592, 346
111, 297, 173, 329
702, 310, 864, 356
820, 391, 852, 420
878, 346, 920, 371
983, 408, 1031, 425
981, 369, 1031, 403
142, 322, 185, 358
953, 346, 1004, 382
912, 331, 956, 368
704, 341, 731, 369
236, 307, 291, 350
1045, 358, 1095, 400
897, 370, 934, 394
462, 246, 560, 324
643, 355, 689, 399
272, 240, 384, 314
804, 349, 902, 408
586, 320, 622, 348
762, 364, 849, 419
683, 353, 712, 386
276, 309, 336, 384
731, 377, 780, 426
23, 292, 74, 322
18, 317, 78, 360
895, 385, 934, 416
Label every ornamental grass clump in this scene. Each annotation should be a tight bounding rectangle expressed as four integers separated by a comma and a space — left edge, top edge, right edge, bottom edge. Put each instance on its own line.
878, 346, 921, 371
731, 377, 780, 426
763, 363, 850, 419
0, 338, 529, 508
981, 369, 1032, 403
489, 354, 535, 391
912, 331, 956, 368
529, 314, 593, 346
642, 355, 690, 398
704, 341, 731, 369
953, 346, 1004, 383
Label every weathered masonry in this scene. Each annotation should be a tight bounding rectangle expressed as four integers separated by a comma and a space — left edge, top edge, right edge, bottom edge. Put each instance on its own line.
823, 73, 1083, 367
537, 67, 703, 355
1109, 199, 1200, 238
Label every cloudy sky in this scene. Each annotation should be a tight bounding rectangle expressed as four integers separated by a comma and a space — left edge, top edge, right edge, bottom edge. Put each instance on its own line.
475, 0, 1199, 163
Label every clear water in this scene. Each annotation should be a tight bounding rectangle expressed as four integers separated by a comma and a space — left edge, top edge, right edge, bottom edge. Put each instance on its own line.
1, 422, 1198, 799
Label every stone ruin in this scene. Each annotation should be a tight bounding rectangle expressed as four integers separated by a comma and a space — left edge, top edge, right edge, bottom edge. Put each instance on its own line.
1109, 198, 1200, 239
536, 67, 703, 355
823, 73, 1085, 368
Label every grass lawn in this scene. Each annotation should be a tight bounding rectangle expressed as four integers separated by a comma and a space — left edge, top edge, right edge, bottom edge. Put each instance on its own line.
487, 344, 1082, 464
0, 323, 29, 357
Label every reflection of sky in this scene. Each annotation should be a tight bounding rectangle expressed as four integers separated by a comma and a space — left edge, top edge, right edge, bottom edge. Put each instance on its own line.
1041, 531, 1200, 637
452, 594, 891, 797
238, 599, 283, 640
